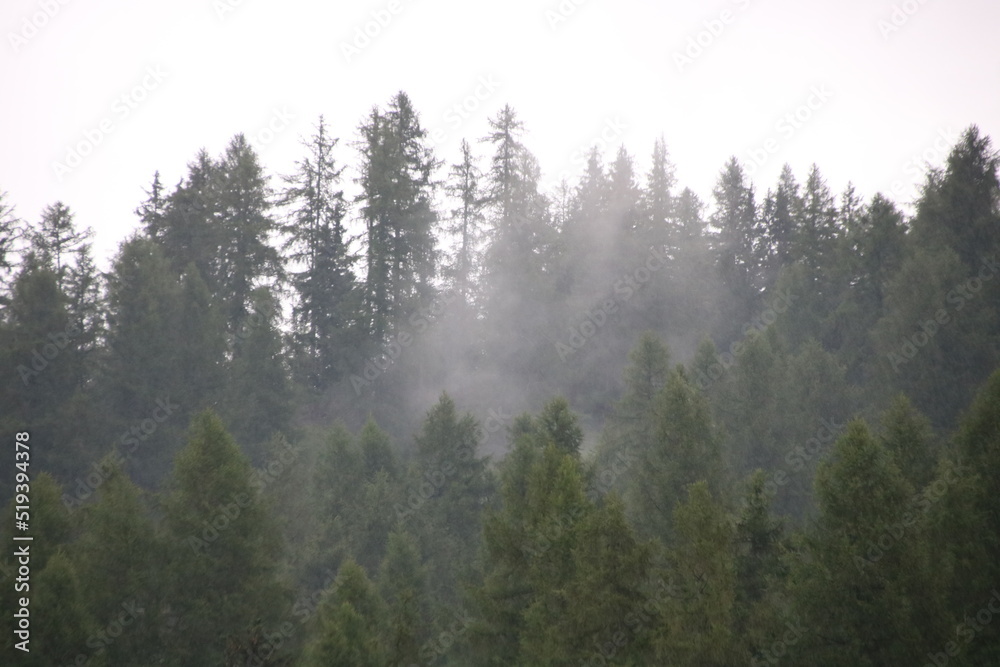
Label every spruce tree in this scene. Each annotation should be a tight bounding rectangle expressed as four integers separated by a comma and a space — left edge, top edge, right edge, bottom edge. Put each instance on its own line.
444, 138, 486, 304
281, 116, 359, 388
792, 420, 926, 665
303, 560, 387, 667
356, 92, 439, 341
162, 411, 286, 667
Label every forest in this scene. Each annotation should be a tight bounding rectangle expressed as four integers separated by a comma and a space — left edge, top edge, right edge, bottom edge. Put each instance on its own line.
2, 91, 1000, 666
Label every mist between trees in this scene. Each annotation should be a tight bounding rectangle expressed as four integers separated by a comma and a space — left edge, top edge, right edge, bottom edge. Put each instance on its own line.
2, 95, 1000, 665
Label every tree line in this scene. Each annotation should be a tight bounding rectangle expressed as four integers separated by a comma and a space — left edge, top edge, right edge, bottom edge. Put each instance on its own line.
1, 92, 999, 664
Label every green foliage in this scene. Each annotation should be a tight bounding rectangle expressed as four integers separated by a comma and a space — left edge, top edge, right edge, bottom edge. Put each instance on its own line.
72, 463, 163, 664
282, 116, 360, 389
29, 552, 100, 667
792, 420, 930, 665
628, 366, 723, 542
878, 394, 939, 489
654, 481, 738, 665
5, 97, 1000, 667
303, 560, 387, 667
161, 410, 287, 666
378, 530, 428, 666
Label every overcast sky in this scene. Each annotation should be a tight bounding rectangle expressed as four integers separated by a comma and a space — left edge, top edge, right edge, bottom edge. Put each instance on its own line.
2, 0, 998, 265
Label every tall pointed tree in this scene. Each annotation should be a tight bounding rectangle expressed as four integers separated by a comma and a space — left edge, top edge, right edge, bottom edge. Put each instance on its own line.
628, 366, 724, 542
0, 190, 22, 305
444, 138, 486, 304
162, 411, 287, 667
31, 201, 91, 291
356, 92, 440, 341
282, 116, 359, 387
712, 157, 765, 333
215, 133, 282, 330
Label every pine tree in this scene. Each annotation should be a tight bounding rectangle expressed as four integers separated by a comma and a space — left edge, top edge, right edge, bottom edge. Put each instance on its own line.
712, 158, 765, 332
792, 420, 926, 665
872, 242, 992, 428
175, 263, 226, 412
408, 394, 490, 609
1, 258, 84, 480
794, 164, 839, 289
28, 552, 98, 667
444, 138, 486, 304
357, 92, 440, 341
150, 151, 223, 287
732, 470, 790, 662
222, 286, 292, 460
760, 163, 801, 287
307, 424, 362, 580
281, 116, 359, 388
215, 133, 283, 329
715, 328, 785, 479
654, 481, 738, 665
608, 144, 642, 236
378, 530, 428, 666
628, 367, 723, 542
0, 190, 22, 305
594, 332, 671, 495
103, 237, 186, 486
830, 193, 905, 382
72, 462, 163, 664
640, 135, 676, 249
303, 560, 387, 667
878, 394, 938, 490
535, 396, 584, 456
911, 125, 1000, 270
32, 201, 92, 291
162, 411, 287, 667
930, 370, 1000, 665
479, 105, 553, 294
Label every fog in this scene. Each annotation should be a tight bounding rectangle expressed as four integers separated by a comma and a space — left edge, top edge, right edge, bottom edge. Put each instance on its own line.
2, 1, 1000, 665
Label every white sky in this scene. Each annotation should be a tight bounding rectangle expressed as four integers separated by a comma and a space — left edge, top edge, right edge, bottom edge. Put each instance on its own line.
2, 0, 998, 266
